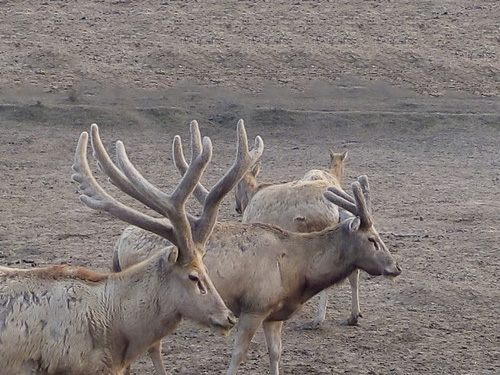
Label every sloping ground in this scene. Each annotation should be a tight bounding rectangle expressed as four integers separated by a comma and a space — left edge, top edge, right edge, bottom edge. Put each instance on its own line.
0, 0, 499, 96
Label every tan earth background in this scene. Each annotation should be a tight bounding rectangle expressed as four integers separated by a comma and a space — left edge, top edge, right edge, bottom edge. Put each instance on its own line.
0, 1, 499, 374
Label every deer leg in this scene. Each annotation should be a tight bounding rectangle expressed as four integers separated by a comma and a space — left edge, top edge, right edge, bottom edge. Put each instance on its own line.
226, 314, 264, 375
123, 365, 131, 375
148, 341, 168, 375
263, 320, 284, 375
345, 269, 362, 326
299, 290, 328, 330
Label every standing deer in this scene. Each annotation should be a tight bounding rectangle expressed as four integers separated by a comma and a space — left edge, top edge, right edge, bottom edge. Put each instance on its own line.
0, 122, 243, 375
234, 150, 360, 329
234, 150, 347, 215
114, 123, 401, 375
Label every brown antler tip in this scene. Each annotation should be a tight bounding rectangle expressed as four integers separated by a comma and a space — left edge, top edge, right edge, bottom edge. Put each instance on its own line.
252, 135, 264, 154
72, 131, 89, 173
237, 119, 245, 134
77, 131, 89, 147
351, 180, 362, 194
201, 136, 213, 163
190, 120, 200, 132
358, 175, 369, 184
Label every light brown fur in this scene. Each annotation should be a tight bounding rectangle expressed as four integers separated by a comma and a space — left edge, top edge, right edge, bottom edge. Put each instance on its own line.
0, 249, 234, 375
0, 264, 110, 282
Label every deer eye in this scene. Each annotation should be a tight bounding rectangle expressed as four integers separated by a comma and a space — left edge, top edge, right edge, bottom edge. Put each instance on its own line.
189, 273, 207, 294
368, 237, 380, 250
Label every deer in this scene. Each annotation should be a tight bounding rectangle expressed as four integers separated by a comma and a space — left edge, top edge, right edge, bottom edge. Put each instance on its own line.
0, 121, 251, 375
234, 150, 347, 215
302, 149, 348, 186
234, 150, 360, 329
113, 123, 402, 375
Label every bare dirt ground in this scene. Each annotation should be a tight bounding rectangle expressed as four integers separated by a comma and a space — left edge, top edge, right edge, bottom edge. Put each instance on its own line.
0, 1, 499, 374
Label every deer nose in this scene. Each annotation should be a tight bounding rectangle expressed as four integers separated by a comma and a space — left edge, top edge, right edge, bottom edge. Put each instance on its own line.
228, 313, 237, 327
235, 207, 242, 214
383, 263, 402, 277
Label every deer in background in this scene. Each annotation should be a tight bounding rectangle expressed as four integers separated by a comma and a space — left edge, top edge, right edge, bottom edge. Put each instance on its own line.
234, 150, 361, 329
234, 150, 347, 215
0, 123, 242, 375
115, 123, 401, 375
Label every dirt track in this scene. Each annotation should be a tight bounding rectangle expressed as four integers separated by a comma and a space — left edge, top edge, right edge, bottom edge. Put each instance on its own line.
0, 1, 499, 374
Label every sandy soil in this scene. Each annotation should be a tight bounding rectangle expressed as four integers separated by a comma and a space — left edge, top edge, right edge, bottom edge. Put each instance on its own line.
0, 1, 499, 374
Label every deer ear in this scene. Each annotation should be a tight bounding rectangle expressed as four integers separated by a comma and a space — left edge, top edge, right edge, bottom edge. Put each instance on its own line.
158, 247, 179, 275
251, 161, 261, 177
344, 216, 360, 233
167, 247, 179, 264
329, 149, 335, 161
340, 151, 348, 161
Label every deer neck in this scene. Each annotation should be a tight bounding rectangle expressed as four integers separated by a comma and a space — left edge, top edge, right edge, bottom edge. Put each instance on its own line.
103, 254, 182, 366
300, 226, 355, 299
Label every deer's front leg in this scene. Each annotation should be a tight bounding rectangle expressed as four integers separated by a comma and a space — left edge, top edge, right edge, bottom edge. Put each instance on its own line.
345, 269, 362, 326
263, 320, 284, 375
226, 314, 264, 375
148, 341, 168, 375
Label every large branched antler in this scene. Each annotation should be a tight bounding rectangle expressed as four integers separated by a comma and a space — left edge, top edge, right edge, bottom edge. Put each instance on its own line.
173, 119, 264, 245
72, 123, 213, 264
324, 175, 374, 229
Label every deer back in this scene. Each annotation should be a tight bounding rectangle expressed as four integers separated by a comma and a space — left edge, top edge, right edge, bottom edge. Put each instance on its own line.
242, 179, 339, 232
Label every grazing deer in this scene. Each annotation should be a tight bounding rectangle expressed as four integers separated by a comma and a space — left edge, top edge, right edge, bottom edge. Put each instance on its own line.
234, 150, 360, 329
115, 125, 401, 375
0, 122, 247, 375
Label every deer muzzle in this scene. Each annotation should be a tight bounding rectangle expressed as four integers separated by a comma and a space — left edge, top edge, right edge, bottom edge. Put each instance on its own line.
383, 262, 402, 278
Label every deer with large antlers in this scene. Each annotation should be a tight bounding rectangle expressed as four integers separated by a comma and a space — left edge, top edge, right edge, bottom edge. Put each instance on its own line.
234, 150, 364, 329
0, 122, 242, 375
114, 122, 401, 375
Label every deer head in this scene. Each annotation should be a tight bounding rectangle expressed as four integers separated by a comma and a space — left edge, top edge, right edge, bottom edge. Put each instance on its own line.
325, 176, 402, 278
234, 161, 261, 214
328, 150, 348, 181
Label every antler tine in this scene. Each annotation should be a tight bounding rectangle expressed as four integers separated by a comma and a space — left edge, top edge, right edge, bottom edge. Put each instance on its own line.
324, 179, 373, 228
90, 124, 171, 218
190, 120, 203, 161
358, 175, 371, 212
115, 135, 212, 263
351, 180, 373, 228
324, 186, 358, 215
193, 119, 264, 245
328, 185, 355, 204
172, 122, 210, 204
71, 131, 175, 242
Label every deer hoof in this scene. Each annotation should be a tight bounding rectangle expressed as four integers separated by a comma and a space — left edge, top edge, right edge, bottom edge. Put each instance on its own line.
298, 320, 322, 330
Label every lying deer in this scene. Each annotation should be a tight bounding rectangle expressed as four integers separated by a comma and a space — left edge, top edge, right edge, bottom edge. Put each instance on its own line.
114, 124, 401, 375
0, 122, 251, 375
234, 150, 361, 329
